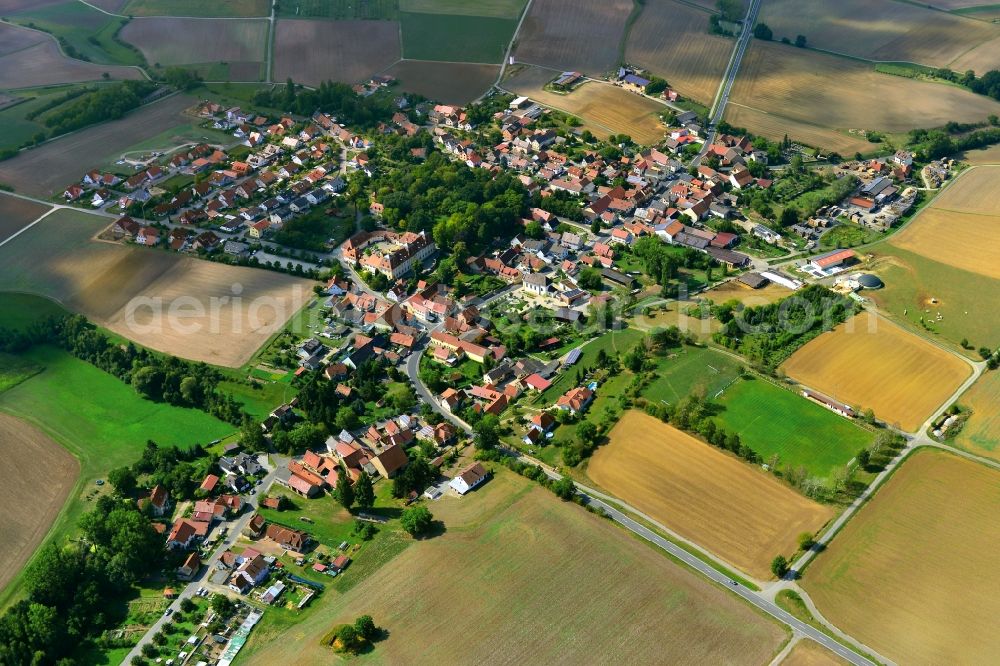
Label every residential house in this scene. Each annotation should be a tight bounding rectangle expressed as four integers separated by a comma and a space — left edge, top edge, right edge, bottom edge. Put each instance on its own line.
449, 462, 489, 495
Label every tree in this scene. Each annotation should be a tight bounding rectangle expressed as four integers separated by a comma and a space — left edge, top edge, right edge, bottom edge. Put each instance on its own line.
400, 506, 433, 537
141, 643, 157, 658
797, 532, 815, 550
354, 471, 375, 510
107, 466, 137, 496
716, 0, 742, 21
211, 594, 235, 618
794, 34, 807, 48
590, 218, 601, 234
336, 624, 359, 652
550, 476, 576, 500
856, 448, 871, 469
771, 554, 789, 578
354, 615, 377, 641
524, 220, 544, 239
577, 267, 603, 291
240, 419, 267, 451
753, 23, 773, 40
577, 420, 598, 447
336, 470, 355, 511
473, 414, 501, 451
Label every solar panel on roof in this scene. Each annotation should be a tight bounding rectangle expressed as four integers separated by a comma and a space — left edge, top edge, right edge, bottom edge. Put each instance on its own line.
565, 348, 582, 365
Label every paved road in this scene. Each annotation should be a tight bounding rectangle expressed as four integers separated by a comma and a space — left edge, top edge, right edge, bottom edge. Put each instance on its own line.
694, 0, 762, 166
121, 455, 283, 665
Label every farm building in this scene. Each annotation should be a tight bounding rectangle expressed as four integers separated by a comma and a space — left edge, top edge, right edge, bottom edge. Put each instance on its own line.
806, 249, 857, 276
802, 389, 856, 419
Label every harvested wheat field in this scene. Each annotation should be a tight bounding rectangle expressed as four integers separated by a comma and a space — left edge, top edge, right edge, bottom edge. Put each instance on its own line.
588, 411, 834, 579
0, 94, 195, 197
0, 23, 142, 89
781, 311, 970, 431
513, 0, 633, 74
760, 0, 1000, 71
121, 17, 267, 70
387, 60, 499, 104
625, 0, 733, 103
917, 164, 1000, 216
0, 209, 313, 367
803, 449, 1000, 664
782, 639, 849, 666
274, 19, 401, 87
0, 413, 77, 595
701, 280, 792, 307
728, 41, 1000, 153
506, 66, 665, 144
0, 193, 50, 244
959, 141, 1000, 165
243, 471, 788, 664
953, 370, 1000, 461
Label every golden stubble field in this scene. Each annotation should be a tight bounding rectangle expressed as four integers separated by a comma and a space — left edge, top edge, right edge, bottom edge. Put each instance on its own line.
505, 66, 665, 144
888, 166, 1000, 281
243, 471, 788, 664
803, 449, 1000, 664
625, 0, 733, 104
727, 41, 1000, 154
782, 639, 849, 666
781, 311, 970, 431
587, 411, 834, 579
0, 209, 313, 367
759, 0, 1000, 71
0, 413, 78, 595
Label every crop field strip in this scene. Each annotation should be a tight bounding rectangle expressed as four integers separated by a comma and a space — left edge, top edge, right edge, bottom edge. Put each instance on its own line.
0, 209, 314, 367
588, 411, 835, 578
399, 11, 517, 63
504, 66, 666, 144
0, 22, 143, 90
624, 0, 734, 104
0, 193, 50, 244
513, 0, 634, 75
952, 369, 1000, 461
121, 0, 271, 17
803, 449, 1000, 664
0, 93, 196, 197
120, 17, 269, 74
242, 471, 789, 664
386, 60, 500, 104
273, 19, 401, 87
781, 639, 850, 666
727, 40, 1000, 154
0, 413, 78, 597
759, 0, 1000, 72
781, 311, 971, 432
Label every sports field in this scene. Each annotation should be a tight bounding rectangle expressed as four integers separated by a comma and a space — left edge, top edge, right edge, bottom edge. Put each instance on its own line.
0, 193, 49, 243
641, 344, 742, 405
781, 312, 971, 432
121, 17, 267, 73
952, 370, 1000, 461
803, 449, 1000, 664
727, 41, 1000, 154
0, 93, 195, 197
0, 209, 314, 367
0, 22, 142, 90
588, 411, 835, 578
243, 471, 788, 663
625, 0, 733, 104
400, 12, 516, 63
505, 67, 665, 144
759, 0, 1000, 71
713, 377, 874, 481
0, 413, 77, 596
513, 0, 634, 74
121, 0, 270, 16
274, 19, 401, 87
387, 60, 500, 104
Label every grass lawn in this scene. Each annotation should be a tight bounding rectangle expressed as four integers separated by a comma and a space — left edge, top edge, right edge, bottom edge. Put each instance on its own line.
641, 345, 743, 406
819, 223, 884, 250
94, 121, 238, 171
868, 244, 1000, 354
8, 2, 144, 66
0, 84, 117, 152
712, 377, 874, 480
400, 12, 516, 63
0, 353, 42, 393
537, 327, 645, 404
0, 346, 233, 608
